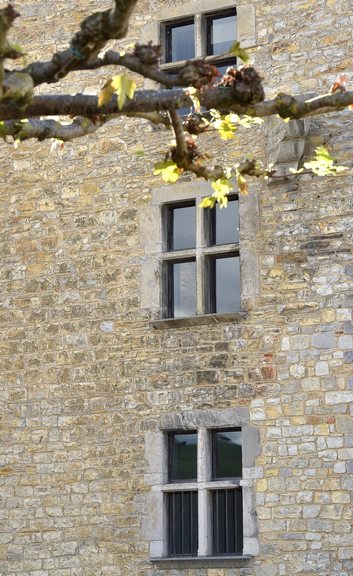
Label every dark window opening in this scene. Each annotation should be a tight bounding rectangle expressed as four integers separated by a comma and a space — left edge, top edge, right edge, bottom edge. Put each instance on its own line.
206, 254, 241, 314
169, 491, 198, 556
212, 428, 242, 479
165, 259, 197, 319
165, 19, 195, 63
166, 202, 196, 251
169, 431, 198, 482
214, 57, 237, 78
213, 488, 243, 555
207, 195, 240, 246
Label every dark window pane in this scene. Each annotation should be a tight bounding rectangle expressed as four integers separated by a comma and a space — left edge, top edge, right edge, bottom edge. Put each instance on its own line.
207, 13, 237, 56
169, 432, 197, 481
169, 491, 198, 556
216, 59, 236, 78
166, 21, 195, 62
213, 488, 243, 555
168, 204, 196, 250
208, 197, 239, 245
165, 69, 193, 116
208, 255, 240, 313
213, 429, 242, 479
171, 260, 196, 318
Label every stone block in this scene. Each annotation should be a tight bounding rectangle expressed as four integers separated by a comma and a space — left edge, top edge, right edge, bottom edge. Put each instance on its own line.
326, 391, 353, 405
312, 332, 336, 349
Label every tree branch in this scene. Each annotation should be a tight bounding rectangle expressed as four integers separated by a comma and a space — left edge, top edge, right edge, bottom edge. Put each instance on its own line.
0, 116, 106, 142
169, 109, 188, 160
1, 88, 353, 123
0, 5, 19, 89
76, 50, 186, 87
21, 0, 139, 85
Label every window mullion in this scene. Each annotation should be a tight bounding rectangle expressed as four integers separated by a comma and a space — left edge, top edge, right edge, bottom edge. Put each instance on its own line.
197, 428, 212, 556
196, 193, 204, 315
194, 14, 203, 58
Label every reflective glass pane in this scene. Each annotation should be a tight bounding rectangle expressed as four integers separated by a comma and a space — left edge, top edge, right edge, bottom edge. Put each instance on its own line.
215, 256, 241, 313
212, 198, 239, 245
169, 432, 197, 481
166, 21, 195, 62
213, 429, 242, 479
208, 14, 236, 56
169, 204, 196, 250
172, 260, 196, 318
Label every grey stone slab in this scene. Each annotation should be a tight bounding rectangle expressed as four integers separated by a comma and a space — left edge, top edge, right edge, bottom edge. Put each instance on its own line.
312, 332, 336, 349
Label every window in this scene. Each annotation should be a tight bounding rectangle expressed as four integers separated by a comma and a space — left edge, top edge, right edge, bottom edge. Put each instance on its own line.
161, 9, 237, 76
159, 8, 237, 116
162, 194, 241, 319
167, 427, 243, 558
144, 408, 260, 566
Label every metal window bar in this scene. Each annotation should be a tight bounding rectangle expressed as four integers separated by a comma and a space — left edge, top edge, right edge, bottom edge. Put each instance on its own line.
213, 488, 243, 555
168, 491, 198, 556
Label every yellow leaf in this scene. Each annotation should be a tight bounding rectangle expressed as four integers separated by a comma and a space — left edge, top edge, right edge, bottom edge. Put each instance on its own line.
111, 74, 136, 110
98, 75, 136, 110
98, 80, 115, 107
199, 196, 216, 208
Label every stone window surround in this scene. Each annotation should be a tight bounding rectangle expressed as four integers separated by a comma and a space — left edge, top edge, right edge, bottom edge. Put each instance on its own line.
143, 407, 260, 569
141, 1, 256, 89
139, 179, 260, 327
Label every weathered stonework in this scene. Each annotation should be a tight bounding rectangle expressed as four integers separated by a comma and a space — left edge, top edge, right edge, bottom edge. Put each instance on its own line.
0, 1, 353, 575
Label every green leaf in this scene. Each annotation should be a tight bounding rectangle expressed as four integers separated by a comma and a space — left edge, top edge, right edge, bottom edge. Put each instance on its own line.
154, 160, 181, 183
9, 43, 26, 56
228, 41, 250, 63
111, 74, 136, 111
303, 146, 348, 176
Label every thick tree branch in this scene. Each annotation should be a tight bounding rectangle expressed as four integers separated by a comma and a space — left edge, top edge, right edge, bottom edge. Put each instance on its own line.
169, 109, 188, 160
1, 88, 353, 122
0, 116, 106, 142
21, 0, 138, 85
0, 5, 19, 89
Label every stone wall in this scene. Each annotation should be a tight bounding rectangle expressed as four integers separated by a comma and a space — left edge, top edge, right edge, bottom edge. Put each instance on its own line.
0, 0, 353, 575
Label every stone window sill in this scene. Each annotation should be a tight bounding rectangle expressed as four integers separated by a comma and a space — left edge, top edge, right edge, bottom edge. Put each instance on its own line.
150, 555, 252, 569
151, 312, 247, 329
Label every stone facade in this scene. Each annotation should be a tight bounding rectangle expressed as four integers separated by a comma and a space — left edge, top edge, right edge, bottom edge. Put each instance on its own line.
1, 0, 353, 575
